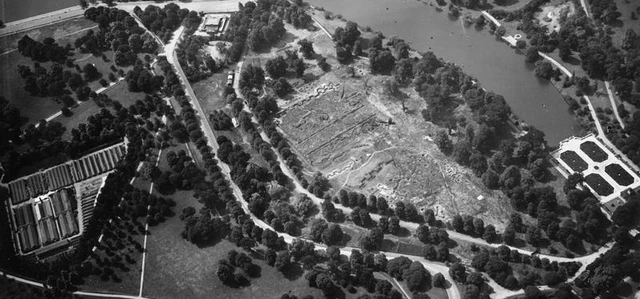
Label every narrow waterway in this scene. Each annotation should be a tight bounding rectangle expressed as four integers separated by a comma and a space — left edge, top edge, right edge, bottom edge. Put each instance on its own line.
307, 0, 582, 145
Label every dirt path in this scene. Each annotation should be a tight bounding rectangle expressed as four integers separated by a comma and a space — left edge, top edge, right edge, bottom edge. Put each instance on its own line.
605, 81, 626, 129
481, 11, 502, 27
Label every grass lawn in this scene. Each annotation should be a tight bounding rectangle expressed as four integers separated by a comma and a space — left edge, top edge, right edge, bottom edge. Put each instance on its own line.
142, 185, 325, 299
0, 49, 64, 124
0, 276, 45, 298
57, 100, 101, 140
1, 18, 154, 128
192, 69, 229, 113
80, 215, 146, 296
610, 0, 639, 49
0, 18, 97, 53
55, 80, 148, 140
0, 18, 100, 125
102, 79, 148, 109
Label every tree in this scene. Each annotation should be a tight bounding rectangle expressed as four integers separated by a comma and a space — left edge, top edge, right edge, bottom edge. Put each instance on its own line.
525, 47, 540, 63
205, 56, 217, 72
273, 77, 292, 98
535, 61, 554, 80
499, 165, 521, 190
524, 286, 542, 299
449, 263, 467, 283
462, 284, 480, 299
334, 21, 361, 47
466, 272, 484, 288
416, 224, 430, 243
217, 260, 235, 285
294, 194, 314, 216
297, 39, 315, 59
503, 225, 516, 245
318, 57, 330, 71
265, 56, 288, 79
239, 65, 265, 91
265, 249, 277, 266
452, 215, 464, 232
79, 0, 88, 9
433, 272, 445, 288
322, 224, 344, 246
360, 228, 384, 250
434, 130, 453, 155
483, 224, 497, 243
525, 226, 544, 247
275, 251, 291, 272
403, 261, 431, 292
315, 273, 337, 297
369, 49, 396, 74
83, 63, 99, 81
386, 256, 412, 279
388, 216, 400, 234
293, 58, 305, 78
336, 46, 352, 64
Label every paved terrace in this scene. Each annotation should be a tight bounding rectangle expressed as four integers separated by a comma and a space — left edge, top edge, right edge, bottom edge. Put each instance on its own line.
552, 134, 640, 203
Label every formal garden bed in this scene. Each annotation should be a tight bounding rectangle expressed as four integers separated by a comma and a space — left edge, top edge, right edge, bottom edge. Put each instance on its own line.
584, 173, 614, 196
580, 141, 608, 162
605, 164, 635, 186
560, 151, 588, 172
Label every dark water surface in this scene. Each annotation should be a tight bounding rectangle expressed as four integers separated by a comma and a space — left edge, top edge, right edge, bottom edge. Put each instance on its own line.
1, 0, 78, 23
307, 0, 582, 145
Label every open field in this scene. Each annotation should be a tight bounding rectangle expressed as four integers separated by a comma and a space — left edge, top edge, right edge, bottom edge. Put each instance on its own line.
1, 14, 154, 128
80, 220, 145, 296
0, 18, 96, 53
0, 49, 65, 124
611, 0, 640, 48
102, 79, 149, 108
0, 276, 45, 298
142, 188, 325, 299
56, 80, 147, 140
0, 18, 100, 125
192, 69, 230, 113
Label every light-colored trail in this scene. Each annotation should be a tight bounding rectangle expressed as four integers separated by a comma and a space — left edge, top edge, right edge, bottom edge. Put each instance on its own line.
604, 81, 626, 129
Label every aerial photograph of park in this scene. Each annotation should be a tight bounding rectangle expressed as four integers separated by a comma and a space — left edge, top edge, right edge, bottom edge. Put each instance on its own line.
1, 0, 640, 298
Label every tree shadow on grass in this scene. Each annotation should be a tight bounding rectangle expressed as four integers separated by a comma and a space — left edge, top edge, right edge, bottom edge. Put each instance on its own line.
282, 263, 304, 281
509, 237, 527, 248
339, 234, 352, 247
247, 264, 262, 278
566, 56, 581, 66
194, 237, 224, 249
394, 227, 412, 238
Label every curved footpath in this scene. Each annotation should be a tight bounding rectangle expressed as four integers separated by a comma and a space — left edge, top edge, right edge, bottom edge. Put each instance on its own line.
538, 52, 640, 173
0, 2, 616, 298
481, 11, 502, 27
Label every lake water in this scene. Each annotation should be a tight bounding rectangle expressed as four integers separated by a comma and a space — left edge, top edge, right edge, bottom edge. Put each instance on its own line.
0, 0, 78, 23
306, 0, 582, 145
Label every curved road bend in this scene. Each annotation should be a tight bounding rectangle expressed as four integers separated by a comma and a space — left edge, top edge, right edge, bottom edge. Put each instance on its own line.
164, 22, 465, 298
